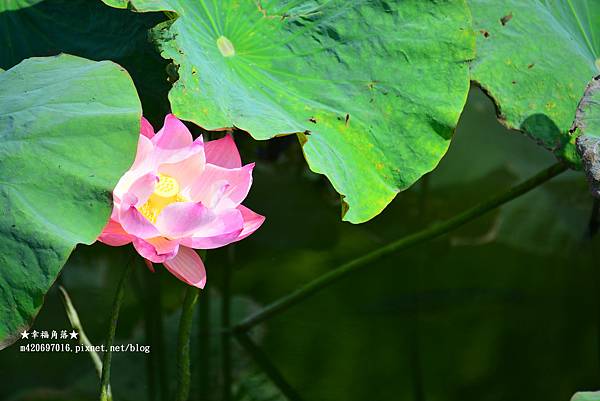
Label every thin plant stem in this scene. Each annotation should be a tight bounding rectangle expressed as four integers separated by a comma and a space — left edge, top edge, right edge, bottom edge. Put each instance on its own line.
221, 248, 233, 401
198, 288, 211, 401
234, 331, 304, 401
59, 287, 107, 388
145, 290, 158, 401
132, 265, 157, 401
150, 267, 169, 401
129, 262, 156, 401
100, 257, 135, 401
234, 162, 568, 333
176, 286, 200, 401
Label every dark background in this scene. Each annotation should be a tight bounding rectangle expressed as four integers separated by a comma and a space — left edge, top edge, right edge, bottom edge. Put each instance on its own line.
1, 1, 599, 400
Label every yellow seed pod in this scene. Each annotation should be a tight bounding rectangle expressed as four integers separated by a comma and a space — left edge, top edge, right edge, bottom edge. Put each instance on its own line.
154, 173, 180, 198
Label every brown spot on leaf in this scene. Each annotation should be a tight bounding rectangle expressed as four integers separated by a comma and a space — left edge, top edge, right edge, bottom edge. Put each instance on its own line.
256, 0, 281, 19
345, 114, 350, 127
309, 117, 317, 124
480, 29, 490, 38
500, 12, 513, 26
528, 63, 535, 69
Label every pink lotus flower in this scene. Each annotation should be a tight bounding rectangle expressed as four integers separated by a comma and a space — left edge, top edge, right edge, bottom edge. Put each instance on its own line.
98, 114, 265, 288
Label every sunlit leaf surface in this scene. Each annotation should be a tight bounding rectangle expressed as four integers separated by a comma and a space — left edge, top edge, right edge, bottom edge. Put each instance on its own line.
469, 0, 600, 162
103, 0, 475, 223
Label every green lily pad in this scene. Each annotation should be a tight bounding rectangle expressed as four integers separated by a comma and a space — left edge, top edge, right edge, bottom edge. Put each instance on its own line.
0, 0, 157, 69
469, 0, 600, 162
0, 0, 170, 126
0, 0, 45, 11
102, 0, 474, 223
572, 392, 600, 401
0, 54, 140, 349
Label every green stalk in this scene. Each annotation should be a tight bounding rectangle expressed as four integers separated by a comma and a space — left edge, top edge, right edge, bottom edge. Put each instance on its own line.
154, 272, 169, 401
100, 258, 135, 401
234, 331, 304, 401
59, 287, 106, 388
133, 265, 157, 401
222, 253, 232, 401
198, 288, 211, 401
234, 162, 568, 333
176, 286, 200, 401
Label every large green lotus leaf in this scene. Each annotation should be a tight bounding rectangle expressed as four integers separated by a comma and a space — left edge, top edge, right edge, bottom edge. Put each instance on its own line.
0, 54, 140, 348
0, 0, 170, 125
0, 0, 44, 11
0, 0, 158, 70
572, 392, 600, 401
469, 0, 600, 161
102, 0, 474, 223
